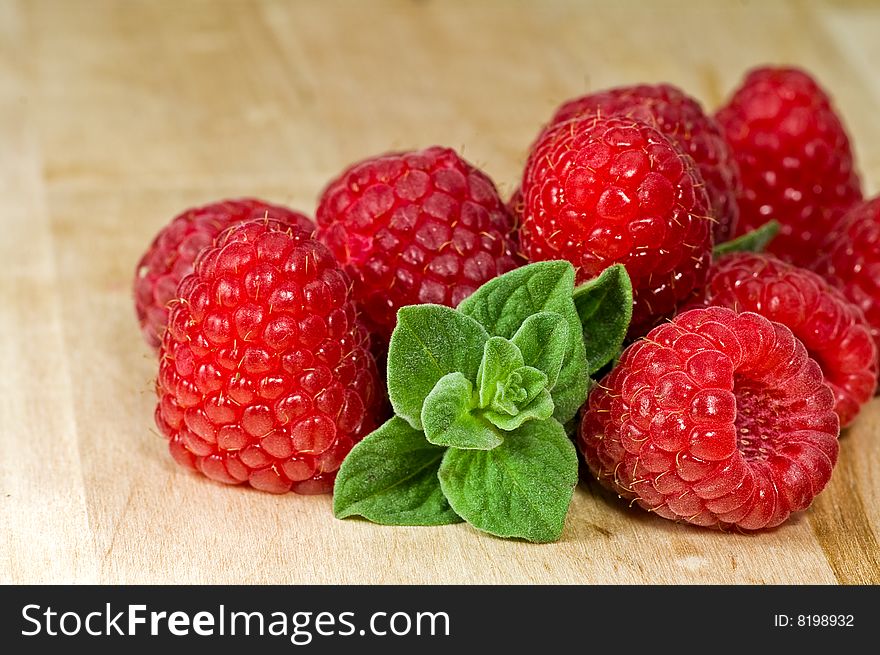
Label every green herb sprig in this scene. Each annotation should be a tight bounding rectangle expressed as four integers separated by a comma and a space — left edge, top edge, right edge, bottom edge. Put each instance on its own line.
333, 261, 632, 542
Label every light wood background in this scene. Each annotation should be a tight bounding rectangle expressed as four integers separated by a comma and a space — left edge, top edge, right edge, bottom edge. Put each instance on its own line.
2, 0, 879, 585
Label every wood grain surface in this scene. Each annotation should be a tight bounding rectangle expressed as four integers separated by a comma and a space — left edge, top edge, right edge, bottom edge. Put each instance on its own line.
2, 0, 879, 585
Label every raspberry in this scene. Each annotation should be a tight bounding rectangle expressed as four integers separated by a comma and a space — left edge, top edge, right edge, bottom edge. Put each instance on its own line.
154, 219, 381, 494
694, 253, 877, 427
316, 147, 520, 348
134, 198, 314, 351
544, 84, 741, 242
579, 307, 839, 530
520, 115, 712, 335
715, 67, 862, 266
815, 196, 880, 369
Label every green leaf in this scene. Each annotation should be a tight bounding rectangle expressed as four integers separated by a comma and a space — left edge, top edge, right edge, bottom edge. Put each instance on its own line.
473, 337, 555, 431
457, 260, 573, 342
484, 387, 554, 431
387, 304, 488, 430
421, 372, 503, 450
438, 418, 578, 543
502, 366, 548, 409
333, 417, 461, 526
510, 312, 568, 388
572, 264, 633, 376
713, 220, 780, 257
483, 365, 554, 431
476, 336, 524, 408
457, 261, 588, 424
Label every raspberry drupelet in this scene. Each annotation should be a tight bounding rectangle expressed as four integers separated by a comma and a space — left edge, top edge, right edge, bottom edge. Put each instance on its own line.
519, 115, 713, 336
134, 198, 314, 351
579, 307, 840, 530
155, 219, 381, 494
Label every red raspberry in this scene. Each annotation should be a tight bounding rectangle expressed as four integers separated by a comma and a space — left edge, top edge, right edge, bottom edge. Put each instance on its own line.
316, 147, 520, 347
520, 115, 713, 335
134, 198, 314, 351
579, 307, 839, 530
155, 219, 381, 494
715, 67, 862, 266
545, 84, 741, 242
694, 253, 877, 427
815, 197, 880, 369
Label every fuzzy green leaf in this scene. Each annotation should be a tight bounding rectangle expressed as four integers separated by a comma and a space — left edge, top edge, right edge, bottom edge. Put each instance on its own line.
510, 311, 568, 388
333, 417, 461, 526
713, 220, 780, 257
572, 264, 633, 375
438, 418, 578, 543
483, 387, 554, 431
499, 366, 548, 410
476, 336, 524, 409
487, 366, 548, 416
457, 261, 588, 424
387, 304, 489, 430
421, 372, 503, 450
475, 338, 554, 431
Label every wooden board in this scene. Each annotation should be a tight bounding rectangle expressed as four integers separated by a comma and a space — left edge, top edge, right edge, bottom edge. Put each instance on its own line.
2, 0, 879, 584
